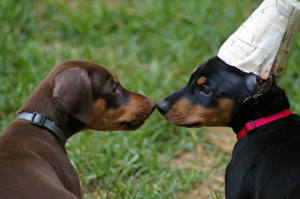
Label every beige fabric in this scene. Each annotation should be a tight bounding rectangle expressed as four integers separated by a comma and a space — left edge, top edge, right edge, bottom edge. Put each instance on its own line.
218, 0, 300, 79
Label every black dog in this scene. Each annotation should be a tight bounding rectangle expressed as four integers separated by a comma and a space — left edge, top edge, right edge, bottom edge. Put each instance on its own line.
158, 56, 300, 199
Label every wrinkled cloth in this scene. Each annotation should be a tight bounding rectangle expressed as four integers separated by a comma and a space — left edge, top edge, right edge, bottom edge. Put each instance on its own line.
218, 0, 300, 79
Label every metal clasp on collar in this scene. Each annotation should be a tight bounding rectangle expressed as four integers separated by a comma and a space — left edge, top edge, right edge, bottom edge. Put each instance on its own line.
250, 120, 256, 130
244, 120, 256, 135
30, 112, 46, 127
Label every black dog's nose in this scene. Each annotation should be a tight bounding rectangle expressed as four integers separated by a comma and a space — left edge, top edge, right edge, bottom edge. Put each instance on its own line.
157, 101, 171, 115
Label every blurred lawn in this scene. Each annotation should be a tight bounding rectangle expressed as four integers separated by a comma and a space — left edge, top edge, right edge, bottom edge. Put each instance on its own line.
0, 0, 299, 198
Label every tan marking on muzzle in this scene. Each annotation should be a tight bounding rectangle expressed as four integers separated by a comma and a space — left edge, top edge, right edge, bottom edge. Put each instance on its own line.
164, 98, 234, 127
87, 93, 154, 131
112, 76, 120, 83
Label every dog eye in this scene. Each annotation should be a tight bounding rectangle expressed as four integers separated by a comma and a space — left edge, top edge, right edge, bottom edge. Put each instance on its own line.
199, 85, 210, 95
111, 84, 121, 95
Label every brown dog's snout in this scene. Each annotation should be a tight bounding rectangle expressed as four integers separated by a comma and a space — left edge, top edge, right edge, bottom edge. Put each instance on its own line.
117, 94, 156, 130
132, 94, 156, 117
146, 98, 157, 111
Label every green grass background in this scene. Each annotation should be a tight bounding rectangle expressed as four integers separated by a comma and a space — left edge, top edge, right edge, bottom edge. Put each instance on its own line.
0, 0, 299, 198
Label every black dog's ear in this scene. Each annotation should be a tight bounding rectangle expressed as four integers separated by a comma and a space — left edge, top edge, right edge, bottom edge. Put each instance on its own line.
53, 67, 93, 123
245, 73, 257, 95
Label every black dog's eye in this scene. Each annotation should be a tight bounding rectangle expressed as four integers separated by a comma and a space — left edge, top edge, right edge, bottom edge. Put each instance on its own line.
199, 85, 210, 95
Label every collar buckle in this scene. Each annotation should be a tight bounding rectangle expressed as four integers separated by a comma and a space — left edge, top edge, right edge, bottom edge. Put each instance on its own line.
246, 120, 256, 134
31, 112, 46, 127
17, 112, 67, 146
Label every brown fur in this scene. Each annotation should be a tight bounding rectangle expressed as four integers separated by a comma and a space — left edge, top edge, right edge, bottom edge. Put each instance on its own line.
112, 76, 120, 83
0, 60, 155, 199
88, 93, 152, 131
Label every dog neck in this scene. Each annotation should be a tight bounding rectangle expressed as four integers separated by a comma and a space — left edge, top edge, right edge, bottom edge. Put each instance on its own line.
228, 84, 290, 134
18, 81, 85, 142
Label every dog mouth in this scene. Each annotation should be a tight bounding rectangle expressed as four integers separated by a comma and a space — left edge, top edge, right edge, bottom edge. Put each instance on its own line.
118, 104, 156, 130
183, 123, 199, 128
175, 122, 203, 128
120, 110, 155, 130
164, 113, 204, 128
164, 116, 203, 128
120, 120, 145, 130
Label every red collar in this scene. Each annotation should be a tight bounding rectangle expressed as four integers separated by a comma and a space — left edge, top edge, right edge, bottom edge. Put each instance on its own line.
237, 109, 293, 140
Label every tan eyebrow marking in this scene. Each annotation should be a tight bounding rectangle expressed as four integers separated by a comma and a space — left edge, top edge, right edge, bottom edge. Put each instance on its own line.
112, 76, 120, 83
192, 68, 197, 75
196, 76, 207, 86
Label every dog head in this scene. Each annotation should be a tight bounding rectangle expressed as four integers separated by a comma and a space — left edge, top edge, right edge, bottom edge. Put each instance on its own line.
51, 60, 156, 131
157, 56, 257, 128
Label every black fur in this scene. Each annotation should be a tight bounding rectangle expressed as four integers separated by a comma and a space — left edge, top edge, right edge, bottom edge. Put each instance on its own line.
158, 56, 300, 199
225, 76, 300, 199
158, 56, 257, 113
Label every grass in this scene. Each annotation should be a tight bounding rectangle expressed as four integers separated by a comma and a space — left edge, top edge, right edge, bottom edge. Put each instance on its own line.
0, 0, 299, 198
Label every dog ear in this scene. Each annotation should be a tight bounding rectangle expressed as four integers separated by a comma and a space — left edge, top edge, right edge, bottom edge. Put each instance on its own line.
245, 73, 257, 95
53, 67, 93, 123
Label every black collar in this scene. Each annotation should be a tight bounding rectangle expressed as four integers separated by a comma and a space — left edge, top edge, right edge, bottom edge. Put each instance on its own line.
16, 112, 66, 146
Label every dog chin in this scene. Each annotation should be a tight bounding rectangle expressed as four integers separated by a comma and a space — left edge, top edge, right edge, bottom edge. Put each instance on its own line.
119, 120, 145, 130
119, 108, 156, 131
172, 122, 204, 128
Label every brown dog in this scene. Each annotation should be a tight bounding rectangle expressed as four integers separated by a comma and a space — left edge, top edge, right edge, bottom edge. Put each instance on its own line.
0, 60, 155, 199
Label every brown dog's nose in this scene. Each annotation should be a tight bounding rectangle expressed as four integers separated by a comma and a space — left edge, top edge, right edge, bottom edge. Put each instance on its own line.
157, 101, 170, 115
148, 99, 157, 111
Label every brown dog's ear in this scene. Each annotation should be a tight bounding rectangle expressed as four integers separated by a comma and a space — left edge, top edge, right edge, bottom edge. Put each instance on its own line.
53, 67, 93, 123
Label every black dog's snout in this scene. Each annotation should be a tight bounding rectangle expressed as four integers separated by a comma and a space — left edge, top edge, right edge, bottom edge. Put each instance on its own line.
157, 101, 171, 115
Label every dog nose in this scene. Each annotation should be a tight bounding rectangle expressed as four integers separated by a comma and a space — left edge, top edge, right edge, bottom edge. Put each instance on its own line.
149, 99, 157, 110
157, 101, 171, 115
145, 98, 157, 111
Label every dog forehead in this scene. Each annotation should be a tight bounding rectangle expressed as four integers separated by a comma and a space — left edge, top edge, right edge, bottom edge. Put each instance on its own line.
189, 63, 218, 85
189, 61, 251, 99
194, 58, 245, 83
190, 57, 221, 79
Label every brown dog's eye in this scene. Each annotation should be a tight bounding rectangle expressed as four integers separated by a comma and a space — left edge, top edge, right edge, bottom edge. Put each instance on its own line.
111, 84, 121, 95
199, 85, 210, 95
